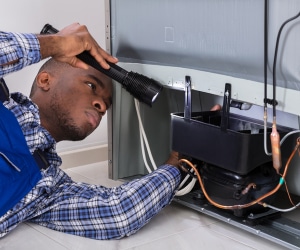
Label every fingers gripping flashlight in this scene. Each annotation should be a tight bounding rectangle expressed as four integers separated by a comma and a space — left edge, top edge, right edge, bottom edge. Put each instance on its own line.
40, 24, 163, 107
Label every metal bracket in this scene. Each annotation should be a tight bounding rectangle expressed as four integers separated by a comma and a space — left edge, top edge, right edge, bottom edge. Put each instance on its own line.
221, 83, 231, 132
184, 75, 192, 120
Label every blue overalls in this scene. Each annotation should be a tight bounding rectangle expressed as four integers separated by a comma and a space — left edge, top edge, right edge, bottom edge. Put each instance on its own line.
0, 78, 46, 217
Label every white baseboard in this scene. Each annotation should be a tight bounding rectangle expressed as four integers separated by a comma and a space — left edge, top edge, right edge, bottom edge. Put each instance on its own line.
59, 144, 108, 169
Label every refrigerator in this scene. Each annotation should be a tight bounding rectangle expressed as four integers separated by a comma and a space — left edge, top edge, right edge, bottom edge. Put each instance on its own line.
107, 1, 300, 248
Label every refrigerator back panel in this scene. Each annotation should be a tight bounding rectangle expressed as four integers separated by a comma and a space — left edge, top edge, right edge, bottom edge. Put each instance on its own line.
110, 0, 300, 115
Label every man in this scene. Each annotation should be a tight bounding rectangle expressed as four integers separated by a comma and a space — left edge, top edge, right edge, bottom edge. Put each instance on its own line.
0, 23, 182, 240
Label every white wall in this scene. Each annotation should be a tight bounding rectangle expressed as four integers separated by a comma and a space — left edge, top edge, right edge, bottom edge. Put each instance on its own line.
0, 0, 109, 153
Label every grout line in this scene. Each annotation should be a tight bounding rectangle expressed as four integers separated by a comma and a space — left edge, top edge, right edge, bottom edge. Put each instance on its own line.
59, 145, 108, 169
25, 223, 69, 249
65, 168, 96, 182
120, 225, 215, 250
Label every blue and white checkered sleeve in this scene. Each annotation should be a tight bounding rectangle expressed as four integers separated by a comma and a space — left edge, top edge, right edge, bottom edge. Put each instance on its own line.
27, 164, 181, 239
0, 32, 41, 77
100, 165, 181, 239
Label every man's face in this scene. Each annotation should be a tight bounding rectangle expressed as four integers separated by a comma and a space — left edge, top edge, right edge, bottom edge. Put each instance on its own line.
43, 66, 112, 141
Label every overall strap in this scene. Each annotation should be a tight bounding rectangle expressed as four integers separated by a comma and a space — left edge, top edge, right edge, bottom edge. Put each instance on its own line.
0, 78, 9, 102
0, 78, 49, 170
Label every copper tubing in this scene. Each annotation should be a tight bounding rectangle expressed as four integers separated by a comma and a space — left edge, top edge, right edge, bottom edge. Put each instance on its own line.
179, 137, 300, 210
241, 183, 256, 195
270, 120, 282, 174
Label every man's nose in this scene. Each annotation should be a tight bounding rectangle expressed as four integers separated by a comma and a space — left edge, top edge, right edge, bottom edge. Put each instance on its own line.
93, 98, 106, 115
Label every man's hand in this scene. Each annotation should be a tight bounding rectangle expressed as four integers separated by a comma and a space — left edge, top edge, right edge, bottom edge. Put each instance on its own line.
210, 104, 222, 111
37, 23, 118, 70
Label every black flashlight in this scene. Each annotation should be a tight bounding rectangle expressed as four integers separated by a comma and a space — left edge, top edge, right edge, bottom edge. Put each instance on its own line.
40, 24, 163, 106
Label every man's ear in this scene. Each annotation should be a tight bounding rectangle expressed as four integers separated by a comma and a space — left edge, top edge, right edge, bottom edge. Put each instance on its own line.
36, 71, 51, 91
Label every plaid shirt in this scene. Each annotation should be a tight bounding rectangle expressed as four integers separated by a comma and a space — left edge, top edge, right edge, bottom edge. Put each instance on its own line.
0, 31, 181, 239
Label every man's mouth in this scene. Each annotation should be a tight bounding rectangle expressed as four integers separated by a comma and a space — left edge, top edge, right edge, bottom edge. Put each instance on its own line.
86, 110, 101, 129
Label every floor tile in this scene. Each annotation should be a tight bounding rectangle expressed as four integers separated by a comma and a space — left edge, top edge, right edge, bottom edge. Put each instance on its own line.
26, 223, 121, 250
25, 203, 218, 250
0, 223, 68, 250
121, 225, 256, 250
208, 220, 290, 250
64, 161, 123, 187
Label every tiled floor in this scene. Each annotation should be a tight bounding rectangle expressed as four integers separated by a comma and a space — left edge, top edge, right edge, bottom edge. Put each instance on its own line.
1, 161, 296, 249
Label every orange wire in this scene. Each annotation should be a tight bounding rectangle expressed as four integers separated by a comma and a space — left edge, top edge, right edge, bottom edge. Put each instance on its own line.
178, 137, 300, 210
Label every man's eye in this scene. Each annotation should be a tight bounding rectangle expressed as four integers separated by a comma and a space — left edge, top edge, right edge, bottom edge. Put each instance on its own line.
87, 82, 96, 90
